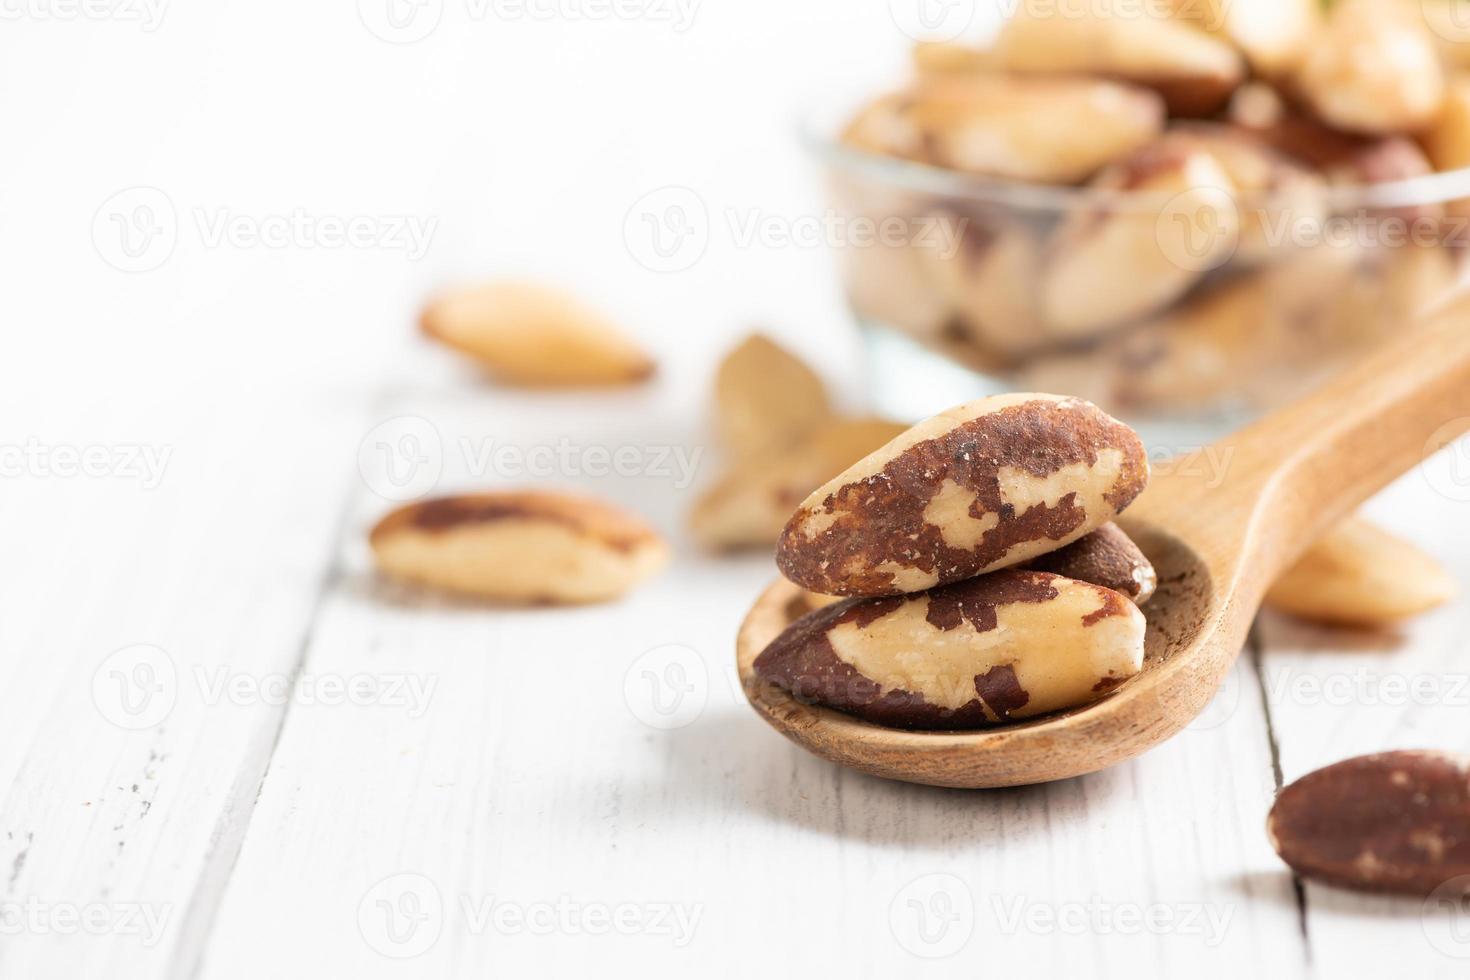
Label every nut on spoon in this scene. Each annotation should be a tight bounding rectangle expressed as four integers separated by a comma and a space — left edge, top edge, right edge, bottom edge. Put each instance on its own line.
736, 294, 1470, 788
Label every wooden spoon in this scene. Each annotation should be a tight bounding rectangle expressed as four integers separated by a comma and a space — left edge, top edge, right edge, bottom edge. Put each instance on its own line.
736, 294, 1470, 788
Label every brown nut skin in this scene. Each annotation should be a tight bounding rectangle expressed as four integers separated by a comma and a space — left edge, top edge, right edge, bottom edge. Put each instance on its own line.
1264, 517, 1457, 627
1268, 751, 1470, 897
1296, 0, 1446, 136
995, 0, 1244, 117
420, 282, 655, 387
370, 491, 669, 604
1022, 523, 1156, 605
897, 75, 1166, 185
776, 394, 1149, 597
753, 569, 1146, 731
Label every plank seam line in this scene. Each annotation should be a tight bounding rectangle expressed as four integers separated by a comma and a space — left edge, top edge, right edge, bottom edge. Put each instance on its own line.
170, 464, 365, 980
1248, 619, 1312, 964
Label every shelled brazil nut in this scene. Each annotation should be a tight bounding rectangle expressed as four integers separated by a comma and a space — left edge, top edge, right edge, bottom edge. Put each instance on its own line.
755, 394, 1153, 731
776, 393, 1148, 597
753, 569, 1146, 730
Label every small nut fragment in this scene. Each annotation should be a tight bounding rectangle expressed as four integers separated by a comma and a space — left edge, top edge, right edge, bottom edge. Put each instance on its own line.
689, 419, 908, 552
1264, 517, 1457, 627
898, 75, 1166, 184
994, 0, 1245, 116
1169, 0, 1319, 79
776, 394, 1149, 597
370, 491, 669, 603
1296, 0, 1446, 136
420, 282, 655, 387
1268, 751, 1470, 896
1023, 523, 1156, 605
714, 334, 830, 463
753, 569, 1146, 730
1040, 143, 1239, 339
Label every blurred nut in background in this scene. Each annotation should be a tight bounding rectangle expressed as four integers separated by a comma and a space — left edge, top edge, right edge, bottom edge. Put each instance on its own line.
1296, 0, 1446, 136
371, 491, 669, 603
901, 75, 1167, 184
1040, 143, 1239, 338
1168, 0, 1319, 79
993, 0, 1245, 116
421, 281, 656, 387
1264, 516, 1457, 627
914, 218, 1045, 359
1424, 77, 1470, 219
690, 418, 907, 552
714, 334, 830, 463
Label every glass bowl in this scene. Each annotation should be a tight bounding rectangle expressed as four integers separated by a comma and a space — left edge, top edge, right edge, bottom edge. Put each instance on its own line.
802, 96, 1470, 443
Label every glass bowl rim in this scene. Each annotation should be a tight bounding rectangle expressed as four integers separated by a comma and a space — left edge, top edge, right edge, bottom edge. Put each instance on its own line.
799, 102, 1470, 214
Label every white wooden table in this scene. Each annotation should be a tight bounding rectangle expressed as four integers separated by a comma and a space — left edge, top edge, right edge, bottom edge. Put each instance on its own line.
7, 5, 1470, 978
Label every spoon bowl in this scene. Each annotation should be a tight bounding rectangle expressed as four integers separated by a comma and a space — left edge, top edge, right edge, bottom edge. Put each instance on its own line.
736, 294, 1470, 788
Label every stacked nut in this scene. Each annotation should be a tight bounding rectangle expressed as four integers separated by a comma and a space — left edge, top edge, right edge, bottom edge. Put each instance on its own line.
752, 393, 1158, 730
835, 0, 1469, 415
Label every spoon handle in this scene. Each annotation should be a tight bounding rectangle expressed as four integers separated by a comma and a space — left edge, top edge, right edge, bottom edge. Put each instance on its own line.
1154, 288, 1470, 581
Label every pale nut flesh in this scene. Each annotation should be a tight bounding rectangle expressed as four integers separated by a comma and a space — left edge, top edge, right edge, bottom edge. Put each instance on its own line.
752, 569, 1146, 730
898, 75, 1166, 185
776, 394, 1150, 597
1296, 0, 1446, 136
689, 418, 909, 552
994, 0, 1244, 116
1022, 522, 1156, 605
1268, 751, 1470, 896
713, 334, 830, 463
1040, 143, 1239, 339
420, 281, 656, 387
1264, 517, 1457, 627
370, 491, 669, 603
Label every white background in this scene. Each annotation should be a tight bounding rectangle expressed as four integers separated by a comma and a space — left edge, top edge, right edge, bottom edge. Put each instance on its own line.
5, 1, 1470, 977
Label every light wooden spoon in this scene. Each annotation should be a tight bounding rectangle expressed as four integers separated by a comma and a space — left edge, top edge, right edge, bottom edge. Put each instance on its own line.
736, 294, 1470, 788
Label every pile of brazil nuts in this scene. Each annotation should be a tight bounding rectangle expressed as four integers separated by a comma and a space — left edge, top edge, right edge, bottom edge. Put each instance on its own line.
752, 393, 1159, 730
835, 0, 1470, 414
